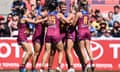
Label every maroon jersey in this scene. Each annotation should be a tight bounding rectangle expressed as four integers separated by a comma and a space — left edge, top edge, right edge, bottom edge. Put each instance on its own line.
78, 14, 89, 30
32, 23, 43, 43
17, 23, 28, 44
77, 13, 91, 40
46, 15, 60, 36
45, 12, 61, 43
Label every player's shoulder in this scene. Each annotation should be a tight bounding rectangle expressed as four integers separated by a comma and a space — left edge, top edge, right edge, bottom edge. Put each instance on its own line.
20, 16, 26, 20
20, 17, 26, 23
36, 15, 42, 19
68, 12, 74, 16
57, 12, 63, 15
57, 13, 63, 17
76, 12, 82, 17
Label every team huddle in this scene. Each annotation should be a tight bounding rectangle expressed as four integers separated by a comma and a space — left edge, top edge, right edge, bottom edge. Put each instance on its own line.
17, 0, 94, 72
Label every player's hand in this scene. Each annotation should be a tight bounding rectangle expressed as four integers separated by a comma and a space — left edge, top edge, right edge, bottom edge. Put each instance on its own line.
43, 17, 48, 21
35, 20, 39, 24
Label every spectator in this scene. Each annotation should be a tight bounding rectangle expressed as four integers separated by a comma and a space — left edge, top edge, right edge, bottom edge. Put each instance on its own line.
106, 11, 114, 28
31, 4, 37, 15
35, 0, 42, 15
11, 0, 25, 15
91, 14, 104, 31
97, 22, 107, 37
0, 16, 4, 21
100, 29, 112, 38
94, 9, 101, 17
90, 26, 97, 37
113, 5, 120, 23
24, 0, 33, 11
91, 17, 99, 31
8, 14, 19, 37
0, 22, 10, 37
111, 21, 120, 37
7, 13, 13, 23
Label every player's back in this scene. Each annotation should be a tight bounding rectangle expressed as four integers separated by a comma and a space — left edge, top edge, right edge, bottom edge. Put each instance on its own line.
34, 14, 43, 36
47, 11, 59, 28
78, 10, 89, 30
18, 16, 28, 33
47, 10, 60, 36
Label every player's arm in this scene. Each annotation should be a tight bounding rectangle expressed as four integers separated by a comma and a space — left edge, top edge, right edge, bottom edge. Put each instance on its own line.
73, 12, 82, 25
58, 13, 70, 24
24, 16, 46, 24
67, 13, 73, 21
67, 13, 74, 25
35, 16, 48, 24
25, 18, 36, 24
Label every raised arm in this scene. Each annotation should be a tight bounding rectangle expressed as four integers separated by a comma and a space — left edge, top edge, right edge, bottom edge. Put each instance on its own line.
19, 17, 36, 24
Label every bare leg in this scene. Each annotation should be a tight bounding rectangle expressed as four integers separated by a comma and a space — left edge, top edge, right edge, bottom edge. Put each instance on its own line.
32, 42, 41, 69
48, 44, 56, 69
85, 40, 94, 72
56, 41, 64, 65
78, 40, 88, 64
85, 40, 93, 61
66, 39, 74, 68
21, 42, 33, 65
41, 43, 51, 68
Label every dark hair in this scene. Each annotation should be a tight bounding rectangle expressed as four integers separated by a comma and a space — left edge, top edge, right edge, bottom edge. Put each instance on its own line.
36, 0, 40, 1
78, 0, 87, 6
47, 0, 58, 11
41, 6, 48, 12
95, 9, 100, 13
58, 1, 66, 6
114, 5, 120, 9
113, 21, 120, 29
13, 0, 21, 6
113, 21, 119, 24
100, 22, 107, 26
20, 8, 27, 16
8, 13, 12, 16
58, 1, 66, 9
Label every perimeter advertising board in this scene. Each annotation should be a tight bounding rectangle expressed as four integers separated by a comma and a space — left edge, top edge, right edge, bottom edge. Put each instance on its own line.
0, 38, 120, 70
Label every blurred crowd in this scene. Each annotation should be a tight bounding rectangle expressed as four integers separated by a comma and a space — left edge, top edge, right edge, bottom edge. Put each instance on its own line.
0, 0, 120, 38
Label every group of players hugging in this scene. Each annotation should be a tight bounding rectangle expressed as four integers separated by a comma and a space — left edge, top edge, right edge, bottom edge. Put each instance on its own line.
17, 0, 94, 72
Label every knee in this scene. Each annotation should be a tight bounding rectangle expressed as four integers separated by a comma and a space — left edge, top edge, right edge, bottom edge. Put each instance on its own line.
45, 48, 51, 53
27, 50, 33, 56
58, 47, 64, 52
34, 50, 40, 56
57, 45, 64, 52
50, 50, 56, 56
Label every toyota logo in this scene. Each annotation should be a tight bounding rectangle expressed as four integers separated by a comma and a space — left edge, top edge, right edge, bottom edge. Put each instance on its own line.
90, 41, 104, 60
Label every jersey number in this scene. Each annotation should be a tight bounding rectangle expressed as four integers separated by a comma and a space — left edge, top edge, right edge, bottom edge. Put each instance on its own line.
83, 16, 88, 25
48, 16, 56, 25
